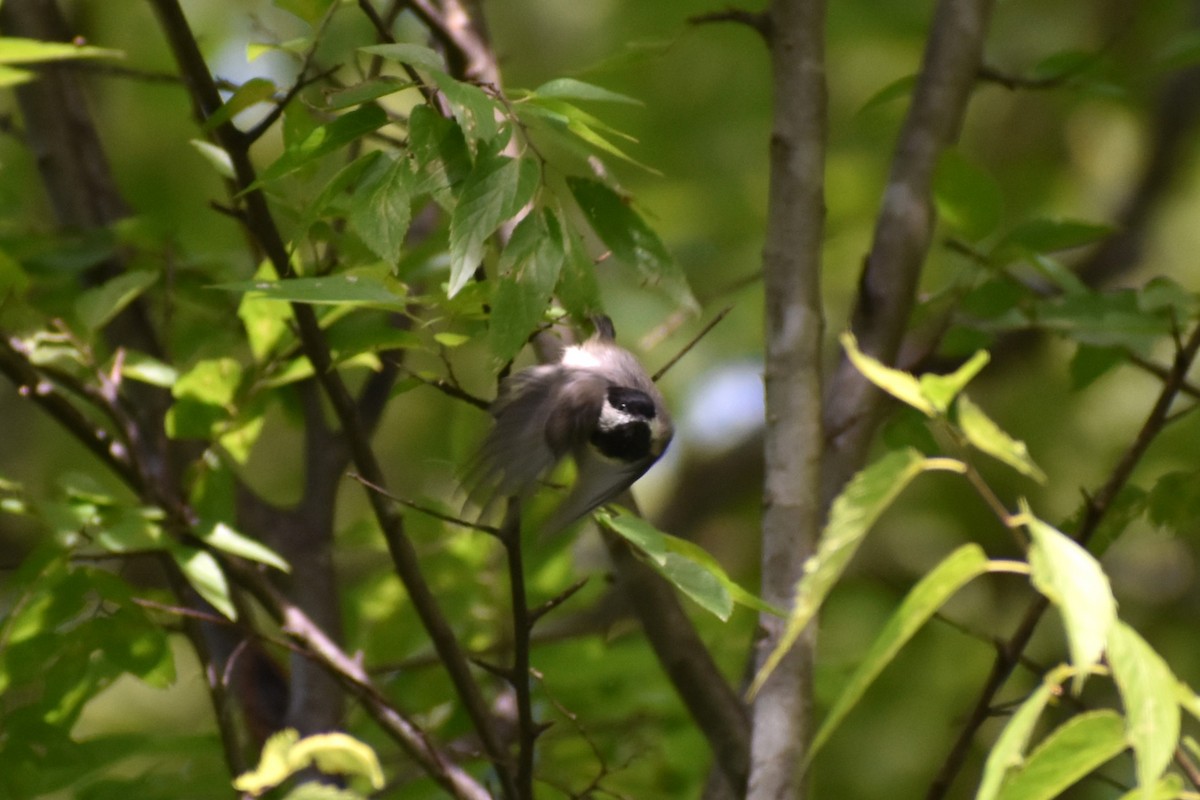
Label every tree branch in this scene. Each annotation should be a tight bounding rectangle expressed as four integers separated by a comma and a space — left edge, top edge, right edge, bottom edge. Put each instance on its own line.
821, 0, 995, 509
147, 2, 515, 795
601, 528, 751, 791
225, 560, 494, 800
499, 504, 537, 799
749, 0, 827, 796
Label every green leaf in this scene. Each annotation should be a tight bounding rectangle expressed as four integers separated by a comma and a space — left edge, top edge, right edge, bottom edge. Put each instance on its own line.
324, 75, 413, 110
567, 177, 696, 310
1069, 344, 1124, 390
198, 521, 290, 573
488, 209, 565, 362
290, 732, 385, 789
234, 728, 384, 796
655, 552, 733, 620
255, 104, 389, 186
810, 545, 1021, 763
75, 271, 157, 331
1032, 290, 1171, 353
94, 507, 166, 554
305, 151, 383, 227
992, 218, 1114, 262
0, 37, 124, 65
359, 42, 446, 72
994, 710, 1127, 800
282, 785, 370, 800
934, 149, 1004, 240
595, 506, 668, 565
433, 331, 470, 348
1139, 275, 1198, 319
172, 546, 236, 620
190, 139, 236, 180
749, 448, 939, 697
957, 394, 1047, 482
1113, 775, 1186, 800
347, 153, 412, 263
0, 64, 33, 87
557, 219, 603, 319
431, 71, 500, 141
118, 351, 179, 387
407, 104, 472, 205
840, 331, 935, 416
0, 247, 29, 296
1031, 49, 1101, 81
214, 274, 406, 308
1028, 253, 1089, 295
1107, 621, 1181, 796
918, 349, 990, 414
173, 357, 243, 406
522, 99, 658, 172
166, 358, 242, 439
1023, 503, 1116, 689
663, 534, 783, 617
447, 149, 537, 297
530, 77, 642, 105
599, 507, 777, 618
203, 77, 277, 131
237, 264, 293, 360
977, 664, 1077, 800
273, 0, 335, 26
856, 73, 916, 115
1147, 470, 1200, 531
234, 728, 301, 795
325, 314, 422, 360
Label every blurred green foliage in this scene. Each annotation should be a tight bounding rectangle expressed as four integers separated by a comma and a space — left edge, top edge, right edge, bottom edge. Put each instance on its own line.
3, 0, 1200, 798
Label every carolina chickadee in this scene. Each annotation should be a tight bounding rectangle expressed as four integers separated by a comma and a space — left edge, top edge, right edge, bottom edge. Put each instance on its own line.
467, 316, 672, 536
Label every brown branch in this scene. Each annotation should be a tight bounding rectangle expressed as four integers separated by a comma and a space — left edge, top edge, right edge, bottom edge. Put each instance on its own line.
821, 0, 995, 510
498, 504, 537, 799
147, 2, 514, 794
926, 319, 1200, 799
0, 336, 140, 490
225, 560, 494, 800
601, 527, 751, 791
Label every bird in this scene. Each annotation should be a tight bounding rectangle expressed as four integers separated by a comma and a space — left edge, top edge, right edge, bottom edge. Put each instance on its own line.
466, 316, 672, 536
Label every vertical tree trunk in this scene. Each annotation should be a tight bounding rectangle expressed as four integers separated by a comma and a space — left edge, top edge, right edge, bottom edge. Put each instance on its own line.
749, 0, 827, 797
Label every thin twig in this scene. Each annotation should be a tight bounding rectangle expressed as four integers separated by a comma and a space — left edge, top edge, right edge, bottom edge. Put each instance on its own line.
529, 578, 589, 626
347, 471, 500, 535
500, 502, 537, 799
0, 336, 140, 489
400, 366, 492, 410
650, 305, 734, 382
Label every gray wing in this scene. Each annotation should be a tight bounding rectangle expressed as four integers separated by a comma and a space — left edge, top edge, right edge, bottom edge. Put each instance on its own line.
539, 446, 654, 537
463, 365, 606, 518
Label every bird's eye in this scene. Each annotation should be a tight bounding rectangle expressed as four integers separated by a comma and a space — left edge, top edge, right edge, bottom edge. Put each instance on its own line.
605, 386, 655, 419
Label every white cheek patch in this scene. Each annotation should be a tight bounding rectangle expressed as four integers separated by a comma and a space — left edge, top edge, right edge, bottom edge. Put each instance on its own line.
597, 403, 638, 430
560, 345, 602, 369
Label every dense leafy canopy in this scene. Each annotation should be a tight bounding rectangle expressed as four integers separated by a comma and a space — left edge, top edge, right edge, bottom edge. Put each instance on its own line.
3, 1, 1200, 799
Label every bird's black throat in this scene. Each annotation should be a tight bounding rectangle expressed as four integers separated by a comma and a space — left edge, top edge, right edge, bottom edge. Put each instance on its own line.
591, 420, 652, 462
